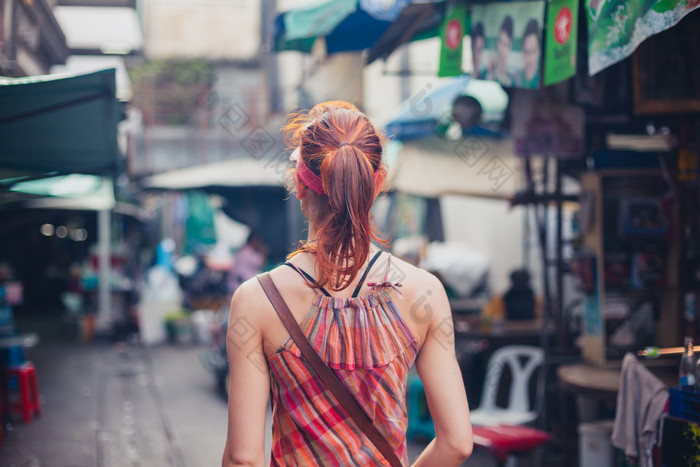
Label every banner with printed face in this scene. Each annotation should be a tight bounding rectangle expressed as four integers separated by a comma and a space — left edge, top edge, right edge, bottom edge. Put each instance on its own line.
470, 1, 545, 89
586, 0, 700, 76
544, 0, 579, 86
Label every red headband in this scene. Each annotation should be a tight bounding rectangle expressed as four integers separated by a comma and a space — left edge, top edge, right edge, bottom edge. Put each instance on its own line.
297, 158, 325, 196
296, 157, 382, 197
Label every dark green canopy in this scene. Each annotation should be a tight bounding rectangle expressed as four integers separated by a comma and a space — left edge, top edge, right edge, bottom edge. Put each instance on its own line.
0, 69, 120, 179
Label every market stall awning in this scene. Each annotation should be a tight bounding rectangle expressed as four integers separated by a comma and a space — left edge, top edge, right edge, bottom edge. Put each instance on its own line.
274, 0, 438, 55
386, 136, 519, 199
11, 174, 115, 210
365, 1, 444, 65
141, 158, 289, 190
0, 69, 120, 179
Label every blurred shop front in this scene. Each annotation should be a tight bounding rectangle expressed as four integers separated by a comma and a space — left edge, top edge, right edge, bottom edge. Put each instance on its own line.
0, 69, 129, 340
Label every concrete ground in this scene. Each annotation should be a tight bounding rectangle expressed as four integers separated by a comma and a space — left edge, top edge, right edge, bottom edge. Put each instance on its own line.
0, 316, 522, 467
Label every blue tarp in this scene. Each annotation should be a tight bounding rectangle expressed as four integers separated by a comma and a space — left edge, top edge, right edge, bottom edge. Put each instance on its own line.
274, 0, 414, 53
383, 77, 509, 140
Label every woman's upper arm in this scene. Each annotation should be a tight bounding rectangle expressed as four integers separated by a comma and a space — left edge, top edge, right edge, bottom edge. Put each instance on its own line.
222, 280, 270, 467
414, 274, 472, 450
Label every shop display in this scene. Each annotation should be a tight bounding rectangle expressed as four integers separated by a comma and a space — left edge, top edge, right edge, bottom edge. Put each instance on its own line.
603, 251, 630, 290
630, 250, 666, 289
579, 170, 680, 365
679, 336, 697, 389
662, 411, 700, 463
678, 148, 699, 183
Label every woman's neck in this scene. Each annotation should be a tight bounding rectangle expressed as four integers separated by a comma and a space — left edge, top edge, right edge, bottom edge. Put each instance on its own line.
303, 222, 374, 258
307, 222, 319, 244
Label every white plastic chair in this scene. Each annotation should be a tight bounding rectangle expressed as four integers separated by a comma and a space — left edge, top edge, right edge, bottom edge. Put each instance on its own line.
469, 345, 544, 427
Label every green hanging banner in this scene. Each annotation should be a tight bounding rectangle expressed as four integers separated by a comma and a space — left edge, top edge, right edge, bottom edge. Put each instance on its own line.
438, 3, 467, 77
544, 0, 578, 86
185, 191, 217, 253
586, 0, 700, 75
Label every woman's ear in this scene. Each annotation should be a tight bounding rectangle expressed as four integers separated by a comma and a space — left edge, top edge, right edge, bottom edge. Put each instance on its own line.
294, 172, 307, 200
290, 148, 306, 200
373, 170, 387, 200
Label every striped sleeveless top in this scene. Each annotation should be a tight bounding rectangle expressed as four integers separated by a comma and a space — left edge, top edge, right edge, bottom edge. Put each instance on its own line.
267, 251, 420, 466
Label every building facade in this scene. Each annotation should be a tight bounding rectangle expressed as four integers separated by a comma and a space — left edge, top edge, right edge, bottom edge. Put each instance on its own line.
0, 0, 68, 76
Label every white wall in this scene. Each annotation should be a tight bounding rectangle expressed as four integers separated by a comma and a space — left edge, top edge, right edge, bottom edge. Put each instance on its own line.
306, 51, 365, 106
275, 49, 365, 111
441, 195, 526, 295
143, 0, 260, 60
276, 52, 304, 111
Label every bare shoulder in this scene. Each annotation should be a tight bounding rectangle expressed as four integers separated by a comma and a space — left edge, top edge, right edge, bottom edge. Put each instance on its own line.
230, 274, 265, 304
228, 265, 299, 322
228, 274, 270, 327
384, 255, 451, 346
386, 254, 446, 298
385, 255, 450, 322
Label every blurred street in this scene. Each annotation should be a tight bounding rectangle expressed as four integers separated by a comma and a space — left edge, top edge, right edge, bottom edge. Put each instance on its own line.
0, 316, 512, 467
0, 316, 230, 467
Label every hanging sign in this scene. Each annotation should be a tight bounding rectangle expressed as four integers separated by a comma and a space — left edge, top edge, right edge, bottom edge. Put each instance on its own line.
544, 0, 578, 86
470, 1, 545, 89
586, 0, 700, 76
511, 84, 584, 158
438, 3, 467, 77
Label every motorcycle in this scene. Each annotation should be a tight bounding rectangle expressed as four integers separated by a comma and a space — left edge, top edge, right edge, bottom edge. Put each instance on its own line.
176, 253, 231, 397
199, 305, 230, 397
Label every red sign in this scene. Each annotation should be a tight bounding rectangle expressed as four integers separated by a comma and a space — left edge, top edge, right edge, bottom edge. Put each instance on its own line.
554, 7, 572, 44
445, 19, 462, 50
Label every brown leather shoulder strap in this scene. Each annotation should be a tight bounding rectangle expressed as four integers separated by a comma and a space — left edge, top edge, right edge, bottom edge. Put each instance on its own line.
257, 272, 403, 467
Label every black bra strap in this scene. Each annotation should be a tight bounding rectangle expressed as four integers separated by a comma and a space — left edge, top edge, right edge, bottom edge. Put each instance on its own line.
351, 250, 383, 298
283, 262, 332, 297
285, 250, 383, 298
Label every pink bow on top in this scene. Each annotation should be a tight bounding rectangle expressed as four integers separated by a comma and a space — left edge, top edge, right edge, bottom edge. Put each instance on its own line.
367, 255, 404, 300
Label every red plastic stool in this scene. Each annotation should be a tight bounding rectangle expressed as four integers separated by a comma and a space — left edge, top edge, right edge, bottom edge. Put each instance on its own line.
472, 425, 550, 467
6, 361, 41, 424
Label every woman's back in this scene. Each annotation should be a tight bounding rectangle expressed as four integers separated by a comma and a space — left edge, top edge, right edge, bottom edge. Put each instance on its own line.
267, 251, 419, 465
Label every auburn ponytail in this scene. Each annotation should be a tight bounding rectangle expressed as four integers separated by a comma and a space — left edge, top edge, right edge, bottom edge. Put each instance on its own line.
283, 102, 388, 291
